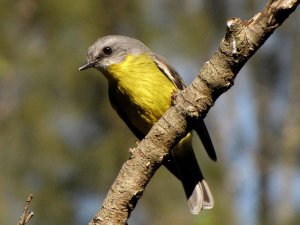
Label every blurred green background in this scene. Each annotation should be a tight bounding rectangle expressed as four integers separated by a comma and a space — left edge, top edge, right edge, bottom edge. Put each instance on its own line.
1, 0, 300, 225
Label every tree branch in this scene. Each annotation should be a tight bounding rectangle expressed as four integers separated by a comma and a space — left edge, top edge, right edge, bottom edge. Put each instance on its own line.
88, 1, 299, 224
18, 194, 34, 225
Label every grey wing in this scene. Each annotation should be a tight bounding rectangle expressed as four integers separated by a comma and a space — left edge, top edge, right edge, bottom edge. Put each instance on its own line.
153, 53, 217, 161
152, 54, 186, 90
108, 86, 145, 140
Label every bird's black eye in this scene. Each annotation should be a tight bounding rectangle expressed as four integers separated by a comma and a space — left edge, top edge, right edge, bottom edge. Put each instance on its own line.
102, 46, 112, 55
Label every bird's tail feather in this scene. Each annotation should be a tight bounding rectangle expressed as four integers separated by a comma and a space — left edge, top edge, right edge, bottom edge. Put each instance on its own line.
194, 119, 217, 161
187, 180, 214, 214
164, 133, 214, 214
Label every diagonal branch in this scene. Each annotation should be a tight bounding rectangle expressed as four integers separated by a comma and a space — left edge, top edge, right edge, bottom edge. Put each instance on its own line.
88, 1, 299, 224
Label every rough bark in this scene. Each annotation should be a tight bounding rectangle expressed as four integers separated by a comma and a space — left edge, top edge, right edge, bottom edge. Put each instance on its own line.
88, 1, 299, 224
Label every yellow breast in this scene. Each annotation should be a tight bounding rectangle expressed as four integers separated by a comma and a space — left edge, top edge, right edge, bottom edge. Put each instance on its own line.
107, 54, 177, 134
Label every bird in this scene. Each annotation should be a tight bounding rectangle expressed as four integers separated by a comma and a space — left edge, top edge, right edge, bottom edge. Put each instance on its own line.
79, 35, 216, 214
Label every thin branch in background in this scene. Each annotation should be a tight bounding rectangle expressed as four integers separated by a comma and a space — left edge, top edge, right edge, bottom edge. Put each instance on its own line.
18, 194, 34, 225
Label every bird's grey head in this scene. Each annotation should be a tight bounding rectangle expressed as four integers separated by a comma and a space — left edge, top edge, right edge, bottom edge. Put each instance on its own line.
79, 35, 151, 72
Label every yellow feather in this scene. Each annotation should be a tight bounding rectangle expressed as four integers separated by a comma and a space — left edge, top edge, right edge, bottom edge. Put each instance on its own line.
107, 54, 177, 134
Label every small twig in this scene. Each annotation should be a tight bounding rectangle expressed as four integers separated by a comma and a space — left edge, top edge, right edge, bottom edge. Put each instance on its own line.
18, 194, 34, 225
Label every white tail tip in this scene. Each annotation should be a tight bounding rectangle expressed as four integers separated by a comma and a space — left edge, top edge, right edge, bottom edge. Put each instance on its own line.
187, 180, 214, 215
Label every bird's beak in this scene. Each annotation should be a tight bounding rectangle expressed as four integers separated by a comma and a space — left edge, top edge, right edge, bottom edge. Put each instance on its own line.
78, 61, 97, 71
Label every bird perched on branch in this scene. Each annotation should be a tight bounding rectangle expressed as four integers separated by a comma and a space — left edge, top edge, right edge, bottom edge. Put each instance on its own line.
79, 35, 216, 214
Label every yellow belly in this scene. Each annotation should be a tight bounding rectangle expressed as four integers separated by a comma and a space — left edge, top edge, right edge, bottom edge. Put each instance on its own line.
107, 54, 177, 134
